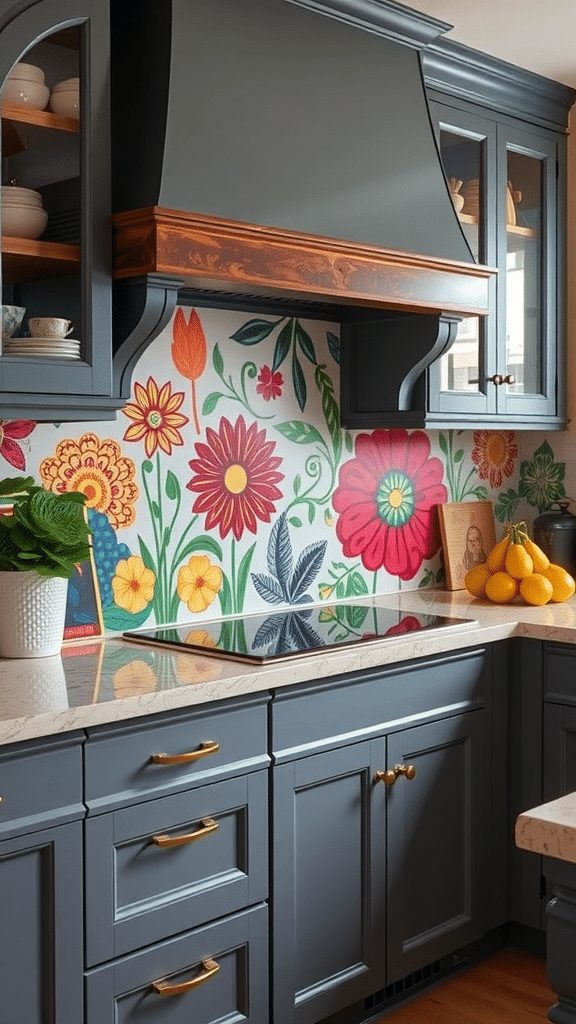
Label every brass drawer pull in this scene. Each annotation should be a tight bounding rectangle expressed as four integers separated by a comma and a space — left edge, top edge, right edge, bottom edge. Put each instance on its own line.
153, 957, 221, 996
151, 740, 220, 765
373, 764, 416, 787
152, 816, 219, 848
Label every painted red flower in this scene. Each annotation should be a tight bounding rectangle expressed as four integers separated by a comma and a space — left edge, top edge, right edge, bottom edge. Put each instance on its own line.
0, 419, 35, 470
332, 428, 447, 581
257, 365, 283, 401
472, 430, 518, 489
187, 415, 284, 540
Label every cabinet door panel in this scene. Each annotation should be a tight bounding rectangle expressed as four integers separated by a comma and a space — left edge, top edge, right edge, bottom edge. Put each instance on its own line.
0, 821, 83, 1024
386, 712, 490, 981
272, 739, 386, 1024
544, 703, 576, 801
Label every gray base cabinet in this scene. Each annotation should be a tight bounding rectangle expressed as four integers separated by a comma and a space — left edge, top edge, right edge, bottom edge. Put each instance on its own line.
0, 733, 84, 1024
271, 646, 503, 1024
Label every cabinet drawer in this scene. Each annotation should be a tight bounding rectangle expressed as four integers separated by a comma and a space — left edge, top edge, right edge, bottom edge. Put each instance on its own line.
272, 647, 489, 760
544, 644, 576, 703
85, 903, 268, 1024
84, 695, 270, 811
85, 770, 268, 965
0, 734, 83, 838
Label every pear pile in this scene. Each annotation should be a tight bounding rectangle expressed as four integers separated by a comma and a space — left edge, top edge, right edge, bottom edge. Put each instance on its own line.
464, 523, 575, 606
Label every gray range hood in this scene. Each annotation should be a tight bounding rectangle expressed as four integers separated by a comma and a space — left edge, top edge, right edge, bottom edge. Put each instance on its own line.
111, 0, 495, 421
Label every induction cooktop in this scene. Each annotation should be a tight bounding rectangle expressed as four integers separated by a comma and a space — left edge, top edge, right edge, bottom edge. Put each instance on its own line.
123, 604, 477, 665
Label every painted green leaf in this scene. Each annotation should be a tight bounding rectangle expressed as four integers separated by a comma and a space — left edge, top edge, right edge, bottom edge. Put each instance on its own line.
292, 350, 307, 411
274, 421, 324, 446
315, 364, 340, 461
218, 574, 233, 616
471, 486, 488, 500
176, 535, 223, 564
289, 516, 302, 528
103, 603, 152, 631
202, 392, 224, 415
138, 536, 156, 574
295, 321, 317, 365
294, 474, 302, 496
213, 343, 224, 375
272, 320, 294, 371
344, 431, 353, 453
453, 449, 464, 463
141, 459, 154, 476
327, 331, 340, 365
438, 433, 448, 457
151, 500, 160, 520
237, 542, 257, 609
165, 470, 180, 502
346, 571, 369, 597
307, 502, 315, 524
230, 316, 283, 344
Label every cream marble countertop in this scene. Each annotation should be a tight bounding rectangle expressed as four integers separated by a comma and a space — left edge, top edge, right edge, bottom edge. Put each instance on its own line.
516, 794, 576, 865
3, 586, 576, 747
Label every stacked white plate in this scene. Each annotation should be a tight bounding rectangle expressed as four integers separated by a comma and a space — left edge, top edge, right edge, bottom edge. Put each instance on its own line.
1, 184, 48, 239
3, 336, 81, 359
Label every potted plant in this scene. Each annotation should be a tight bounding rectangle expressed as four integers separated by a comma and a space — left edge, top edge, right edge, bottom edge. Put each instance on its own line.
0, 476, 91, 658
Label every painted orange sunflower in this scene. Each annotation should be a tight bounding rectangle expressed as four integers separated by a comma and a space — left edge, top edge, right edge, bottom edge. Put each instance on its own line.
177, 554, 222, 613
187, 415, 284, 540
112, 555, 156, 614
39, 432, 138, 529
471, 430, 518, 489
122, 376, 189, 457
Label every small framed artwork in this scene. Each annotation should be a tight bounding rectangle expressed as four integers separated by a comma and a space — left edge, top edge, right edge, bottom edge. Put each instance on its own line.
438, 500, 497, 591
63, 544, 104, 642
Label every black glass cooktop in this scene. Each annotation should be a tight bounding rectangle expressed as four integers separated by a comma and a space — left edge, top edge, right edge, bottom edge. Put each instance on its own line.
123, 604, 476, 664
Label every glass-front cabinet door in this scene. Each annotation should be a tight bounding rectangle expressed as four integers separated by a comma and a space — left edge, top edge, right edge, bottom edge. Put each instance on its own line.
0, 0, 113, 420
497, 124, 558, 419
428, 103, 498, 418
429, 98, 561, 426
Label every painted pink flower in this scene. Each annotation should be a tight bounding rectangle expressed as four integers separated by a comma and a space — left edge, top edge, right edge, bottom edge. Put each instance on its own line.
332, 428, 447, 581
0, 419, 35, 470
472, 430, 518, 489
187, 415, 284, 541
257, 365, 283, 401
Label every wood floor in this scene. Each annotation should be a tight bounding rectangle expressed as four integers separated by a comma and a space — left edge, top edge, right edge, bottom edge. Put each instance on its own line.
379, 949, 555, 1022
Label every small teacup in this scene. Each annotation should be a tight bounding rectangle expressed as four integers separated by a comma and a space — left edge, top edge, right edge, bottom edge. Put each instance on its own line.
29, 316, 74, 339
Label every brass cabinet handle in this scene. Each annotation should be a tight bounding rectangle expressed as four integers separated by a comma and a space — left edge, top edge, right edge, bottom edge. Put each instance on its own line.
152, 957, 220, 996
373, 764, 416, 787
151, 740, 220, 765
152, 816, 219, 849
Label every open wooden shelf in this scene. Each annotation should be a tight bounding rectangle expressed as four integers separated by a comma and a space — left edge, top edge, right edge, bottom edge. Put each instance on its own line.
1, 102, 79, 133
1, 236, 80, 283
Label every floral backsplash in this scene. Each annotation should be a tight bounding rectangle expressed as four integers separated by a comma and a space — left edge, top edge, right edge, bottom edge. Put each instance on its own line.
0, 305, 572, 634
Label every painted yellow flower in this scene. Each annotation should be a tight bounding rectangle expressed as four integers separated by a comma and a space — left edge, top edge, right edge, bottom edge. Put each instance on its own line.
39, 432, 138, 529
177, 555, 222, 613
112, 555, 156, 614
122, 376, 189, 457
113, 660, 157, 698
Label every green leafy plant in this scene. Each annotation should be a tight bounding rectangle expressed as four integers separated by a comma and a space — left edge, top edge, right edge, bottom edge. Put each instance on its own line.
0, 476, 91, 578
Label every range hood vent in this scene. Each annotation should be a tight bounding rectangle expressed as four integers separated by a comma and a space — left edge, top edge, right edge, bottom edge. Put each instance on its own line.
111, 0, 495, 422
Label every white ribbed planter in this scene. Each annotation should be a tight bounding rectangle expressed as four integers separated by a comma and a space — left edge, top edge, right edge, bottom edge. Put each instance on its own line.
0, 571, 68, 658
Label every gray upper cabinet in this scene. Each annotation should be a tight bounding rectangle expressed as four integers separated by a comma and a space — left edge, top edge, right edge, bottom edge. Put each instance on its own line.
428, 97, 562, 427
0, 0, 123, 421
423, 42, 574, 430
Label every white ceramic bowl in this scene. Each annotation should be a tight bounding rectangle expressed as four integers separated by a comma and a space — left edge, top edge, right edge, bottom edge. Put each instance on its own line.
7, 62, 45, 84
2, 186, 43, 207
1, 305, 26, 342
51, 77, 79, 92
1, 78, 49, 110
49, 89, 79, 118
1, 204, 48, 239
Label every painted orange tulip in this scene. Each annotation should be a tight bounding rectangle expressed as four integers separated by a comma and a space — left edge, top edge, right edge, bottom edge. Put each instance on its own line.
171, 307, 207, 433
